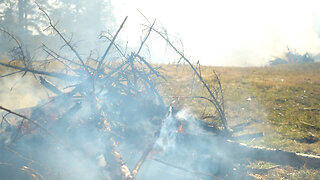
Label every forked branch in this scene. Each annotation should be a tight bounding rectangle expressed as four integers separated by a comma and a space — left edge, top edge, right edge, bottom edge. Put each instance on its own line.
37, 4, 91, 77
150, 28, 229, 133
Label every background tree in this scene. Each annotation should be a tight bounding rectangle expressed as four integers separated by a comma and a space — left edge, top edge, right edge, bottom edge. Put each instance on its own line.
0, 0, 116, 59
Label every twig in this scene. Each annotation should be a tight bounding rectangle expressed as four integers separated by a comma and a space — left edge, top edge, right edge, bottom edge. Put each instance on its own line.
136, 19, 156, 55
97, 16, 128, 72
135, 54, 164, 79
42, 48, 73, 71
0, 28, 25, 63
213, 69, 224, 111
0, 27, 36, 78
42, 44, 91, 70
0, 70, 23, 78
1, 113, 11, 127
99, 34, 126, 58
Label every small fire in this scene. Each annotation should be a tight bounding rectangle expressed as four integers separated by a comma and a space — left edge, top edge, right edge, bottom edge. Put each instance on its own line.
178, 122, 185, 133
172, 121, 185, 133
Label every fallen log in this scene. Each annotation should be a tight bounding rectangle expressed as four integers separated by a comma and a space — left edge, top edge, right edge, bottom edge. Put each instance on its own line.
176, 131, 320, 170
223, 140, 320, 169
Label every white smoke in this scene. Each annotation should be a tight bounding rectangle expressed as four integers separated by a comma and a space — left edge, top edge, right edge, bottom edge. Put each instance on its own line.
112, 0, 320, 66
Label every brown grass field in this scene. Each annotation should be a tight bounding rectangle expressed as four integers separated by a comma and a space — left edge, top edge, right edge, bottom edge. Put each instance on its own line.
160, 62, 320, 179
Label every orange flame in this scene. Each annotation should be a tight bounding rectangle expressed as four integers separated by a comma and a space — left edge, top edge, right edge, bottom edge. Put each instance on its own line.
178, 122, 185, 133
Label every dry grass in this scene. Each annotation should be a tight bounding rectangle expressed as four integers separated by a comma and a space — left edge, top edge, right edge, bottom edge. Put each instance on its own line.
159, 62, 320, 179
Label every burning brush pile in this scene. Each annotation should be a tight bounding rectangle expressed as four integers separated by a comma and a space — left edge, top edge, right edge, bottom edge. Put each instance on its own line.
0, 7, 234, 179
1, 6, 320, 180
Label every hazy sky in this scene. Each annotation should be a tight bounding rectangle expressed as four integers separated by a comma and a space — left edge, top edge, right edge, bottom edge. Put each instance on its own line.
112, 0, 320, 66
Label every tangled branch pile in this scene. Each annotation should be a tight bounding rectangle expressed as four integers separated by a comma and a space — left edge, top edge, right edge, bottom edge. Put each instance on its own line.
0, 6, 231, 180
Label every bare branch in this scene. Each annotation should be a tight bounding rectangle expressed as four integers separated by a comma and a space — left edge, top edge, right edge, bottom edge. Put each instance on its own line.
97, 16, 128, 72
150, 28, 229, 133
99, 33, 126, 58
0, 27, 36, 79
37, 4, 91, 77
0, 70, 23, 78
0, 27, 25, 60
136, 19, 156, 55
213, 69, 225, 111
0, 61, 80, 81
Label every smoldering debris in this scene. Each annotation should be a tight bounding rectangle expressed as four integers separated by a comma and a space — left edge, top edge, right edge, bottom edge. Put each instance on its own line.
1, 5, 320, 180
0, 8, 223, 179
269, 46, 315, 65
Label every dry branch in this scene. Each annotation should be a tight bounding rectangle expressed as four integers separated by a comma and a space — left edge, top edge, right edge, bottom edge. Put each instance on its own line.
213, 70, 225, 111
0, 61, 79, 81
37, 4, 91, 77
0, 27, 35, 79
149, 27, 229, 133
135, 55, 164, 79
0, 28, 25, 62
0, 70, 23, 78
136, 20, 156, 55
97, 16, 128, 72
